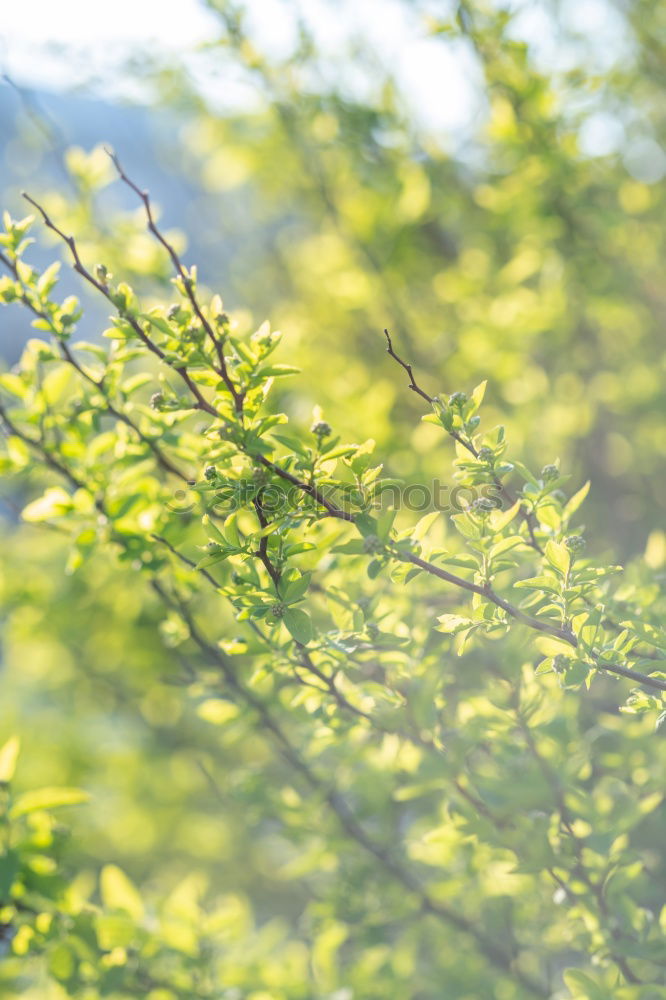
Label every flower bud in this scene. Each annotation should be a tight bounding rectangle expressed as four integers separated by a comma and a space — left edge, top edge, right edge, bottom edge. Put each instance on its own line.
565, 534, 585, 553
363, 534, 383, 555
541, 464, 559, 483
471, 497, 495, 516
477, 447, 494, 464
552, 654, 567, 674
204, 465, 217, 482
150, 391, 165, 411
448, 391, 467, 409
311, 420, 332, 438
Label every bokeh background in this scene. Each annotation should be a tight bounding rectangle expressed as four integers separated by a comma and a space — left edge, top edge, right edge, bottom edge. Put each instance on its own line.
0, 0, 665, 995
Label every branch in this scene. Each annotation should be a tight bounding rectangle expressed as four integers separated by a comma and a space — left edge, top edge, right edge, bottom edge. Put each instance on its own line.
107, 150, 244, 413
21, 192, 218, 418
384, 328, 544, 554
18, 190, 664, 693
151, 578, 549, 999
253, 495, 281, 588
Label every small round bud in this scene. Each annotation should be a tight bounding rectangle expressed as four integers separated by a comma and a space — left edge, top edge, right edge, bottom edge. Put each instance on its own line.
150, 391, 165, 411
541, 464, 559, 483
204, 465, 217, 482
271, 603, 286, 619
471, 497, 495, 516
311, 420, 332, 438
552, 654, 567, 674
363, 534, 384, 555
110, 288, 128, 311
448, 391, 467, 409
184, 324, 204, 343
95, 264, 109, 284
477, 447, 494, 464
565, 534, 585, 553
205, 541, 222, 554
167, 304, 181, 321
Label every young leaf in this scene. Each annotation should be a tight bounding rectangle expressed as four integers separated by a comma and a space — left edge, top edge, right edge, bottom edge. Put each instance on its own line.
11, 786, 89, 818
0, 735, 20, 783
545, 540, 570, 577
283, 607, 312, 644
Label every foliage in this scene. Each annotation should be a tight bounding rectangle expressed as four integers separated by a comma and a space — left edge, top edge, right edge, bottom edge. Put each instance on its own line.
0, 158, 664, 997
0, 1, 665, 996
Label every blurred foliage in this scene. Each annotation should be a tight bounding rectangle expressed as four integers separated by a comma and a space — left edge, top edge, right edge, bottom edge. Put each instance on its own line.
0, 1, 665, 998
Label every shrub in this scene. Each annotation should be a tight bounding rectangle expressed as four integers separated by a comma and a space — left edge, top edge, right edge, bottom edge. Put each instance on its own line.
0, 160, 664, 998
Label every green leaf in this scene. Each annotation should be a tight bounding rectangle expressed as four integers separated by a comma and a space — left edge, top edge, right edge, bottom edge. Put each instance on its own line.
469, 379, 487, 413
0, 373, 28, 399
283, 607, 312, 644
11, 785, 89, 818
100, 864, 145, 920
564, 480, 591, 519
489, 499, 521, 532
257, 364, 301, 377
280, 572, 311, 604
545, 539, 570, 577
412, 511, 441, 541
535, 636, 574, 657
514, 575, 561, 593
355, 512, 378, 538
22, 487, 73, 522
620, 620, 666, 651
436, 614, 474, 635
0, 735, 20, 782
563, 968, 606, 999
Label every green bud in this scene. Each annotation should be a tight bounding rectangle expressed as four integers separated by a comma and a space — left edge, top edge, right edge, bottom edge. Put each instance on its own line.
311, 420, 332, 438
271, 603, 286, 618
565, 534, 585, 553
184, 324, 205, 343
471, 497, 495, 516
449, 391, 467, 409
150, 391, 165, 411
541, 464, 559, 483
477, 447, 494, 464
552, 654, 567, 674
206, 541, 223, 554
204, 465, 218, 482
363, 534, 383, 555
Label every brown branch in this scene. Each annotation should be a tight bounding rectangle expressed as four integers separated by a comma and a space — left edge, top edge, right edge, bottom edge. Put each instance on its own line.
253, 495, 281, 588
17, 196, 663, 692
0, 248, 188, 481
384, 328, 435, 405
107, 150, 244, 413
21, 192, 220, 419
151, 579, 549, 998
384, 328, 544, 554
